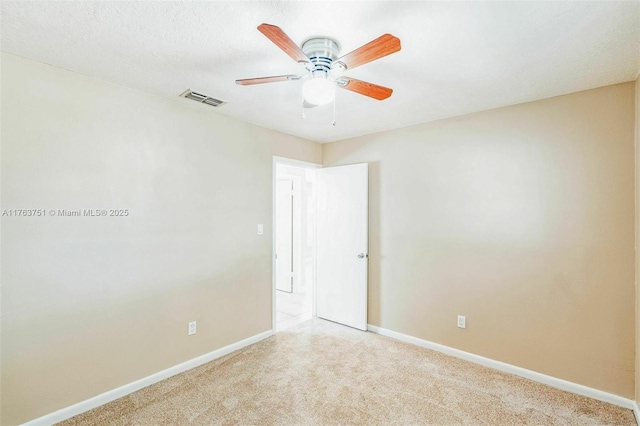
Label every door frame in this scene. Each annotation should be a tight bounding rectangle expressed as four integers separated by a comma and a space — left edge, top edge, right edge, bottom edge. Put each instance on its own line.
272, 156, 322, 333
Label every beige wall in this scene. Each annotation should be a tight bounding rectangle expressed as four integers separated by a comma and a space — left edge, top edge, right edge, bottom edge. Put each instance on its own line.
636, 76, 640, 402
0, 53, 321, 425
323, 83, 636, 398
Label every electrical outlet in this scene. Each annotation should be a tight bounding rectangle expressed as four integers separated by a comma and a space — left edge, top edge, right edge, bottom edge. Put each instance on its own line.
188, 321, 196, 335
457, 315, 466, 329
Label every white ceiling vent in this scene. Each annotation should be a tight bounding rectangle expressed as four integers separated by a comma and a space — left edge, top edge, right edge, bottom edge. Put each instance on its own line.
180, 89, 226, 107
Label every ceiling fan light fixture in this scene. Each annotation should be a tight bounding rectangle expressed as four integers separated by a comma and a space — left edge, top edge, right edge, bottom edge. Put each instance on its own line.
303, 76, 336, 106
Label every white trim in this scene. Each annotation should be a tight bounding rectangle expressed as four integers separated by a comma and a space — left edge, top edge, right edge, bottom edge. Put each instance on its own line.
21, 330, 274, 426
367, 324, 635, 410
632, 401, 640, 426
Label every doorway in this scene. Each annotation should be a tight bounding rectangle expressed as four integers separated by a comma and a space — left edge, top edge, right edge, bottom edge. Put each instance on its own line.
273, 157, 320, 331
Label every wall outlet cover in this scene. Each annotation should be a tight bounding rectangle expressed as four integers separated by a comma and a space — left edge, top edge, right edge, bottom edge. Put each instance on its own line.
457, 315, 466, 329
188, 321, 197, 335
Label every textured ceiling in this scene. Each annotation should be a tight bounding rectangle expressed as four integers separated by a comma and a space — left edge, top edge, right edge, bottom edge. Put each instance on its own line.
1, 1, 639, 143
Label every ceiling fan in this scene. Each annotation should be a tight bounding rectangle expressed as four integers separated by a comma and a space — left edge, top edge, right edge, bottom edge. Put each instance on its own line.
236, 24, 401, 108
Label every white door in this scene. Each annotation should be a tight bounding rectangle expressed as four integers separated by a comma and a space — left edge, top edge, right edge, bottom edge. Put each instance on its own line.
276, 180, 293, 292
316, 163, 368, 330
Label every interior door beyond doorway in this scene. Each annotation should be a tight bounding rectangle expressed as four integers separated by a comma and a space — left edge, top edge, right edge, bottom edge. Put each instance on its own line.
276, 179, 294, 293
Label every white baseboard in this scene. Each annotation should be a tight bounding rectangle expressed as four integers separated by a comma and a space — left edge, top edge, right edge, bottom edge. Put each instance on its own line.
22, 330, 274, 426
632, 400, 640, 426
367, 324, 635, 411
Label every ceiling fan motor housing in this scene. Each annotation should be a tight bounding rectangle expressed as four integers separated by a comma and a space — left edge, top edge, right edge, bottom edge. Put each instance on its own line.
302, 38, 340, 77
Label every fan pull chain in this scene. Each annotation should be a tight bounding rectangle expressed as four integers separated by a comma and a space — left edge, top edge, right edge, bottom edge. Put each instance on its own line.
332, 95, 336, 126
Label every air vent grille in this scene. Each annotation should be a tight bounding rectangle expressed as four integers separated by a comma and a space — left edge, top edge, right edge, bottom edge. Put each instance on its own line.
180, 90, 226, 107
202, 97, 224, 107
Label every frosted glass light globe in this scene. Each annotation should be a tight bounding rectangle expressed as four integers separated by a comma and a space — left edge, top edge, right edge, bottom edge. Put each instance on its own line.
303, 77, 336, 106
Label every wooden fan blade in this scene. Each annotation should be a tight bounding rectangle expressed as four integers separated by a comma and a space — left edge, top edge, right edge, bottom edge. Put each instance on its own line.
335, 34, 401, 71
338, 77, 393, 100
258, 23, 310, 64
236, 75, 300, 85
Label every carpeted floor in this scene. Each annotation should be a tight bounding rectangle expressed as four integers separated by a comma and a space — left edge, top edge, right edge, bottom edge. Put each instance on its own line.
59, 318, 635, 425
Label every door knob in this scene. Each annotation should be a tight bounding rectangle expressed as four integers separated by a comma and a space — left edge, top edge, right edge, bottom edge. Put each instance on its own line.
358, 253, 367, 259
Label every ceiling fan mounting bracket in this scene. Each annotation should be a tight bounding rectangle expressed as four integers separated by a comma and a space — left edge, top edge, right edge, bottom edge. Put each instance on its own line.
332, 61, 347, 72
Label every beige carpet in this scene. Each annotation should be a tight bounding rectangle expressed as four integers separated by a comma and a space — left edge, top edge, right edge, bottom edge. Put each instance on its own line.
59, 319, 635, 425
